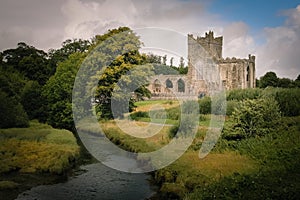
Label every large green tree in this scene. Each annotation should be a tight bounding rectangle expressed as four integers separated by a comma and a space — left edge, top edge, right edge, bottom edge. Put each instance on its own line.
48, 38, 91, 70
295, 74, 300, 87
259, 71, 278, 88
0, 89, 29, 128
278, 77, 294, 88
2, 42, 51, 85
0, 64, 29, 128
0, 65, 27, 98
42, 52, 86, 130
21, 81, 44, 120
89, 27, 151, 119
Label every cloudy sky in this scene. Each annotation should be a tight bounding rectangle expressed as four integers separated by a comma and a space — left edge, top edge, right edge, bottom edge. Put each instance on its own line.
0, 0, 300, 79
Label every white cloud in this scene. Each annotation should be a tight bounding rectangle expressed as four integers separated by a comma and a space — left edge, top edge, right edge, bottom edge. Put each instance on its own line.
59, 0, 224, 64
61, 0, 138, 40
256, 5, 300, 79
221, 22, 256, 59
0, 0, 299, 79
60, 0, 221, 39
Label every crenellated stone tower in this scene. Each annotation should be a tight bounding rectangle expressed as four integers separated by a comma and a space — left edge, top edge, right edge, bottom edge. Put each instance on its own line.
148, 31, 256, 99
187, 31, 255, 91
196, 31, 223, 59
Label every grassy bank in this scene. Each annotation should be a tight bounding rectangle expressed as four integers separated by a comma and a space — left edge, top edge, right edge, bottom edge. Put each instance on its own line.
0, 121, 80, 175
94, 116, 300, 199
91, 119, 257, 199
0, 120, 80, 197
88, 97, 300, 199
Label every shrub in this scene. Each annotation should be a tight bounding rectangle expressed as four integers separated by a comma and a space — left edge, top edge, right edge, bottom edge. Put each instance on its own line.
262, 87, 300, 116
226, 100, 240, 116
130, 111, 149, 120
199, 94, 226, 115
226, 88, 300, 117
147, 106, 181, 121
211, 93, 227, 115
166, 107, 180, 120
160, 183, 186, 199
198, 96, 211, 114
199, 114, 207, 121
168, 124, 179, 139
227, 88, 262, 101
231, 97, 281, 138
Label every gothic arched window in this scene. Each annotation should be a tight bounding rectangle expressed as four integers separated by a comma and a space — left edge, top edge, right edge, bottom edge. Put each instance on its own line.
166, 79, 173, 88
177, 79, 185, 92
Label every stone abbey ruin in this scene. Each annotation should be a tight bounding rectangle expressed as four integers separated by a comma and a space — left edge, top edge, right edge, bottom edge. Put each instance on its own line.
148, 31, 256, 99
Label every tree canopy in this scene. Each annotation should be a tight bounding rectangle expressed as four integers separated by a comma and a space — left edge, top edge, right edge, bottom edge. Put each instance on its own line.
42, 52, 86, 130
259, 71, 278, 88
2, 42, 51, 85
85, 27, 151, 119
259, 71, 300, 88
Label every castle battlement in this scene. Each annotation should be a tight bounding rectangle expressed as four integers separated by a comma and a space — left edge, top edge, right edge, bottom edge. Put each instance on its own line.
148, 31, 256, 99
188, 31, 223, 43
197, 31, 223, 45
188, 31, 223, 60
220, 54, 256, 63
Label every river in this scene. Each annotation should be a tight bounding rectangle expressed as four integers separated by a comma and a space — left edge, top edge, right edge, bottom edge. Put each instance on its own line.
16, 134, 156, 200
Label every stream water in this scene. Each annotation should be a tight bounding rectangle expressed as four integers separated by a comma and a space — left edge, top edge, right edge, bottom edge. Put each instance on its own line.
16, 134, 156, 200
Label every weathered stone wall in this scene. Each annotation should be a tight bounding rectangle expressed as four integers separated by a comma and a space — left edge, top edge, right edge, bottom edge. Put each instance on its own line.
219, 54, 256, 89
148, 31, 256, 99
196, 31, 223, 60
148, 75, 191, 98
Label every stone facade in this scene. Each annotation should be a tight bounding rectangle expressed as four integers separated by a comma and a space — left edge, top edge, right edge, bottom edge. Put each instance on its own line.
148, 31, 256, 99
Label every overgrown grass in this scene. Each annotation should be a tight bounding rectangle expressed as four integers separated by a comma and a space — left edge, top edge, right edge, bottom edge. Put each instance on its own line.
0, 121, 80, 174
109, 96, 300, 199
99, 120, 172, 152
134, 100, 178, 107
185, 116, 300, 199
131, 101, 213, 127
93, 119, 258, 199
134, 100, 179, 112
154, 150, 257, 199
0, 181, 19, 190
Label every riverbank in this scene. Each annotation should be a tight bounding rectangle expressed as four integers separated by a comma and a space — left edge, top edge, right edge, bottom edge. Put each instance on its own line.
93, 112, 300, 199
0, 121, 82, 200
0, 120, 157, 200
97, 120, 258, 199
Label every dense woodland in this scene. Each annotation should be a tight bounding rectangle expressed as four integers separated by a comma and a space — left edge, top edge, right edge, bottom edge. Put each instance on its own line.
1, 27, 300, 199
0, 27, 192, 130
